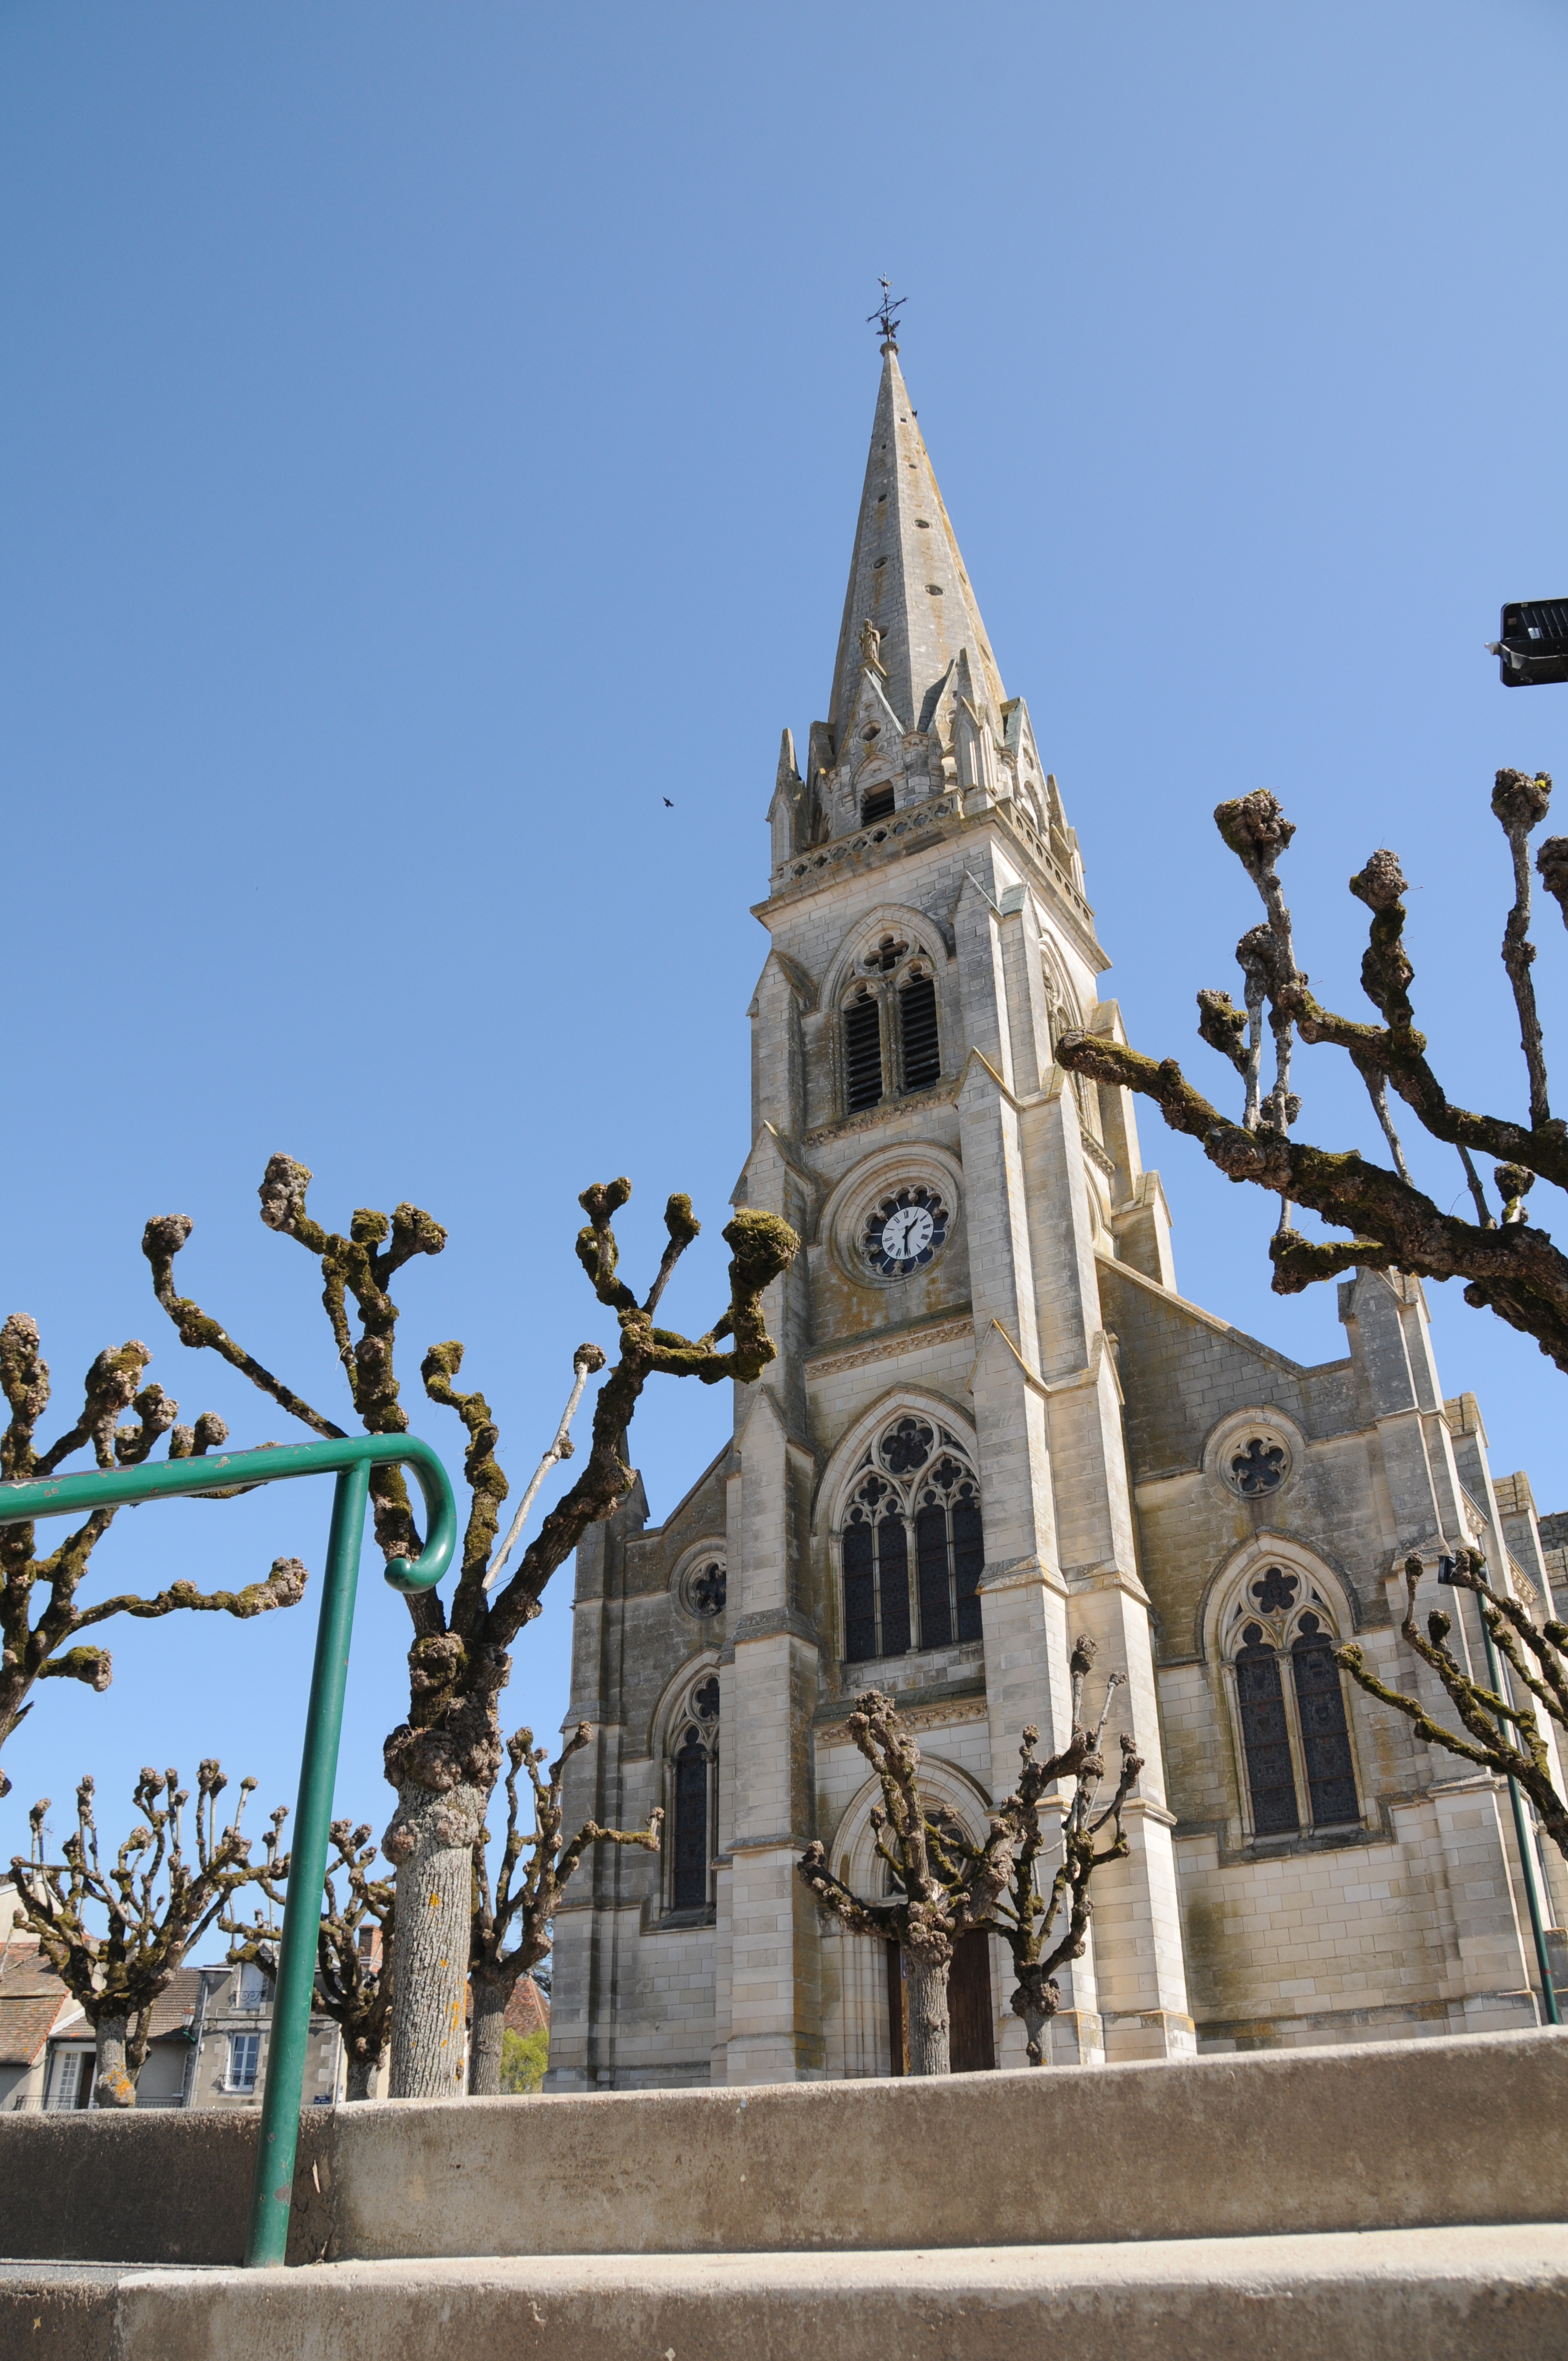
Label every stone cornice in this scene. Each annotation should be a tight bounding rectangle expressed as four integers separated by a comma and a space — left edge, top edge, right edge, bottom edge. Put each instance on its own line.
755, 795, 1106, 976
803, 1309, 976, 1380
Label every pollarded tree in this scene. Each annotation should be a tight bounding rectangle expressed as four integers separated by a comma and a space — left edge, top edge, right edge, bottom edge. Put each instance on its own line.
1056, 770, 1568, 1369
9, 1761, 284, 2107
144, 1156, 797, 2096
0, 1316, 306, 1797
796, 1689, 1020, 2076
987, 1639, 1143, 2065
469, 1721, 661, 2096
1337, 1549, 1568, 1861
224, 1818, 393, 2101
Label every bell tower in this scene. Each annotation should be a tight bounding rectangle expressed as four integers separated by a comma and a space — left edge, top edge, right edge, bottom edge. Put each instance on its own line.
718, 328, 1195, 2080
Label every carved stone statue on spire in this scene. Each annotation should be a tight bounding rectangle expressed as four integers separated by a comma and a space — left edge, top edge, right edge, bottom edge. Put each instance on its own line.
859, 618, 885, 676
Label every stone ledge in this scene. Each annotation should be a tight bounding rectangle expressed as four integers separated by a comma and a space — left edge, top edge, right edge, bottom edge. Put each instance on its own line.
3, 2029, 1567, 2271
6, 2226, 1566, 2361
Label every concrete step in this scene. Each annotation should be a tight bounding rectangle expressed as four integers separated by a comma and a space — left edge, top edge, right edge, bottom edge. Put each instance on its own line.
6, 2224, 1567, 2360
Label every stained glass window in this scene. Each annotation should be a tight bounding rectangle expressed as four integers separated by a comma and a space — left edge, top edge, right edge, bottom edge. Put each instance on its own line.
841, 1426, 985, 1662
952, 1494, 984, 1643
1292, 1613, 1359, 1826
878, 1515, 912, 1656
672, 1726, 710, 1911
916, 1502, 952, 1649
1235, 1623, 1300, 1836
843, 1518, 877, 1661
1231, 1438, 1286, 1495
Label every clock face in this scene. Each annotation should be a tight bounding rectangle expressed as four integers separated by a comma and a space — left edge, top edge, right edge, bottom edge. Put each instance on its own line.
863, 1186, 949, 1277
881, 1205, 934, 1261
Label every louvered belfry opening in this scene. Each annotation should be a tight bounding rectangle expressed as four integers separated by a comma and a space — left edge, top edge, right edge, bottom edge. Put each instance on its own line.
899, 971, 940, 1092
844, 989, 884, 1110
861, 784, 896, 824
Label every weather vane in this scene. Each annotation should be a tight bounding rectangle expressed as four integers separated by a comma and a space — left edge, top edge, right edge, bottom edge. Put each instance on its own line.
868, 275, 906, 344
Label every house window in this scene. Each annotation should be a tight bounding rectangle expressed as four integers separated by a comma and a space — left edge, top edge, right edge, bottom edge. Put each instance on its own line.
227, 2032, 262, 2092
898, 971, 940, 1091
841, 1423, 984, 1664
46, 2048, 94, 2110
667, 1677, 720, 1914
236, 1960, 268, 2010
1229, 1576, 1361, 1838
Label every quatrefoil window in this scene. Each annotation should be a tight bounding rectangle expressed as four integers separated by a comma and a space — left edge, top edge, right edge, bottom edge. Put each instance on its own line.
881, 1417, 934, 1475
677, 1556, 728, 1621
1231, 1437, 1287, 1496
690, 1563, 727, 1617
1249, 1566, 1299, 1615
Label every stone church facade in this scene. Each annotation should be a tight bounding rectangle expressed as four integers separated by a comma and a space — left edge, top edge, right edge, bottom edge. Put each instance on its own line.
548, 338, 1568, 2088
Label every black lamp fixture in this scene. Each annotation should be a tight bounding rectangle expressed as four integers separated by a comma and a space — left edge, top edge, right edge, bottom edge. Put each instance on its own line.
1488, 600, 1568, 686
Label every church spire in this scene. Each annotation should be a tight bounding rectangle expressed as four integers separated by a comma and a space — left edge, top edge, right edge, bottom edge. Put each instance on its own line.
826, 339, 1006, 747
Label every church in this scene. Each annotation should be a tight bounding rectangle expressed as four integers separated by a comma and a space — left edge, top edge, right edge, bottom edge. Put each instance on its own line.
548, 331, 1568, 2087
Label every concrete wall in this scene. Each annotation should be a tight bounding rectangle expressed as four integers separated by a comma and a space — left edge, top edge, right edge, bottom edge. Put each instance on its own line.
3, 2030, 1566, 2270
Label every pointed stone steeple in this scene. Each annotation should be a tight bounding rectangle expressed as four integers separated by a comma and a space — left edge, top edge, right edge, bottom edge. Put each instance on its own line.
826, 342, 1006, 744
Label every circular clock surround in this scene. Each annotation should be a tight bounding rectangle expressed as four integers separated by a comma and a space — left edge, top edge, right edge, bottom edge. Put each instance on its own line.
862, 1184, 950, 1279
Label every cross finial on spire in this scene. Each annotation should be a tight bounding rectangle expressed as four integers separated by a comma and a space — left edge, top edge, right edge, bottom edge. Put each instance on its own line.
867, 275, 905, 348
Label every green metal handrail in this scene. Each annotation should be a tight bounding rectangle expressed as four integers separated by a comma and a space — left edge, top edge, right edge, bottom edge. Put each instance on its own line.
0, 1432, 458, 2266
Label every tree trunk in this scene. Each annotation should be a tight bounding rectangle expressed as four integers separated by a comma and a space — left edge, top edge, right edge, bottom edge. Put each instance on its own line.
468, 1973, 509, 2096
345, 2051, 378, 2101
904, 1950, 951, 2076
93, 2014, 137, 2108
383, 1778, 483, 2098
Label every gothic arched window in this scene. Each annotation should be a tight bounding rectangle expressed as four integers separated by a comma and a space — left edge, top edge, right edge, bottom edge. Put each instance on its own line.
1226, 1569, 1361, 1839
667, 1675, 719, 1914
1235, 1623, 1300, 1836
840, 1420, 984, 1665
843, 988, 884, 1112
840, 937, 940, 1116
1292, 1613, 1359, 1826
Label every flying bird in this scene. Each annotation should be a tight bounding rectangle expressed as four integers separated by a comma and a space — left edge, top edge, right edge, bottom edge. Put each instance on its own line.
663, 797, 674, 807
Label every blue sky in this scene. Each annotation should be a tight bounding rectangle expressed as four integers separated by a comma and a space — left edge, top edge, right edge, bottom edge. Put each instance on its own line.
3, 2, 1566, 1912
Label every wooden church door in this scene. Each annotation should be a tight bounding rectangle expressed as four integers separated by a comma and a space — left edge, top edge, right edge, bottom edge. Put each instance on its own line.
886, 1932, 995, 2074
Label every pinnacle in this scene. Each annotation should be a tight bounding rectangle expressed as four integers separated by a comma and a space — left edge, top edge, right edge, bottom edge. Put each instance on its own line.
826, 346, 1005, 746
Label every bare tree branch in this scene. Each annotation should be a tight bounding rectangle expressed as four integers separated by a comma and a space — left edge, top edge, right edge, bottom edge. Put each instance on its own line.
467, 1722, 661, 2095
9, 1762, 279, 2106
483, 1345, 605, 1592
1337, 1551, 1568, 1860
0, 1313, 304, 1796
224, 1817, 393, 2099
797, 1689, 1020, 2075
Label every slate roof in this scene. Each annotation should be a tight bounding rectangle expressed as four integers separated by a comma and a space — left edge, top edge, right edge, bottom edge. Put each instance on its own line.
504, 1976, 551, 2038
0, 1950, 83, 2067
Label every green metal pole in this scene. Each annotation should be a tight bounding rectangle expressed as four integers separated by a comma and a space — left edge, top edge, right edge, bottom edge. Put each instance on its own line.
0, 1433, 458, 2266
243, 1455, 371, 2267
